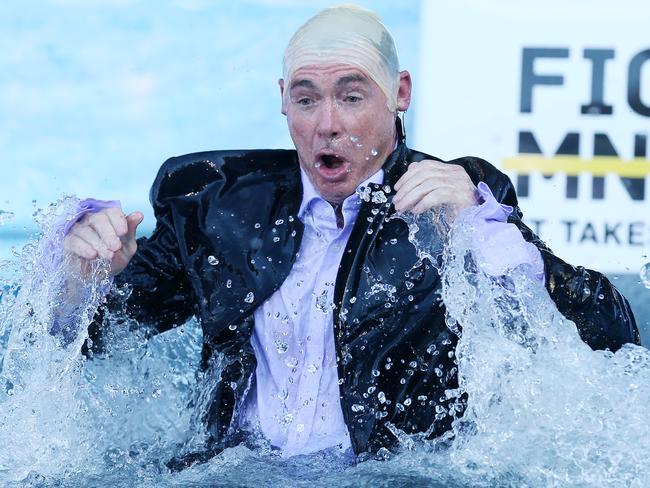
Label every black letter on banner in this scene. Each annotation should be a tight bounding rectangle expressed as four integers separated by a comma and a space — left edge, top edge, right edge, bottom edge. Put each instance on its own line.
530, 219, 546, 236
581, 49, 615, 115
594, 133, 645, 201
520, 48, 569, 113
515, 131, 580, 198
556, 133, 580, 199
628, 222, 644, 246
628, 49, 650, 117
562, 220, 577, 243
592, 133, 619, 200
604, 222, 621, 244
579, 222, 598, 244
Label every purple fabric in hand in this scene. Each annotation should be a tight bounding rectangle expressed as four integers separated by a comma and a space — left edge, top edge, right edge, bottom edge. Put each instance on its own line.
63, 198, 121, 235
471, 182, 545, 282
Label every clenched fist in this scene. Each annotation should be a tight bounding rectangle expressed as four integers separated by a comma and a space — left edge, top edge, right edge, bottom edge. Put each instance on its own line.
63, 207, 144, 275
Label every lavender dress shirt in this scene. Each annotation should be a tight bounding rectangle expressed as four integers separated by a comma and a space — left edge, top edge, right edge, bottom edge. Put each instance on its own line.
239, 169, 384, 456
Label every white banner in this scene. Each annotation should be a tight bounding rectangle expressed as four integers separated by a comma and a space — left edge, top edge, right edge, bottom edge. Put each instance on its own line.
414, 0, 650, 274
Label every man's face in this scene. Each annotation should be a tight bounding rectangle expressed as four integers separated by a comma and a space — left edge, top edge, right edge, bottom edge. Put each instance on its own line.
281, 64, 406, 204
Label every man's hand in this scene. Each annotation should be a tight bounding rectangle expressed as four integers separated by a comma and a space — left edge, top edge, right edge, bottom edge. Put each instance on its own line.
63, 207, 144, 275
392, 160, 478, 219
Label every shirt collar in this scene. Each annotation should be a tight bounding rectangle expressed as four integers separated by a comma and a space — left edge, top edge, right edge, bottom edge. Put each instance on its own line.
298, 167, 385, 221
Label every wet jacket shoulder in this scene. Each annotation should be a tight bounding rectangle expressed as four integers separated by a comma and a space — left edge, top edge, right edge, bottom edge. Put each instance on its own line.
109, 149, 304, 338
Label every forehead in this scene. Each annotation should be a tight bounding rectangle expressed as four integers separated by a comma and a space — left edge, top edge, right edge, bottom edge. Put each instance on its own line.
288, 64, 373, 90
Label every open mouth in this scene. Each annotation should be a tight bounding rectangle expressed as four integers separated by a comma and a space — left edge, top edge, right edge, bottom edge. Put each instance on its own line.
313, 151, 352, 181
320, 154, 345, 169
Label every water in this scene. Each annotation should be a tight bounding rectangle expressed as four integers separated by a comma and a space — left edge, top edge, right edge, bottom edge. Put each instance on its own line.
0, 199, 649, 486
640, 262, 650, 289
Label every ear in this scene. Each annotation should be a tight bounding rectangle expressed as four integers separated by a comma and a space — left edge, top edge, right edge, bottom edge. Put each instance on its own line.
279, 78, 287, 115
396, 70, 412, 112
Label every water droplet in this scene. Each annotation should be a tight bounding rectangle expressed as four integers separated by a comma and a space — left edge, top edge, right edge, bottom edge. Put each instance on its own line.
371, 369, 380, 377
370, 148, 378, 157
314, 161, 322, 168
377, 391, 386, 403
208, 255, 219, 266
244, 292, 255, 303
640, 262, 650, 288
404, 398, 412, 406
275, 340, 288, 354
356, 185, 372, 201
367, 386, 376, 394
315, 290, 329, 313
280, 413, 294, 425
390, 238, 397, 245
409, 361, 417, 368
254, 222, 261, 229
371, 191, 387, 204
351, 404, 365, 412
285, 357, 298, 368
228, 324, 237, 331
307, 364, 318, 373
417, 395, 428, 401
226, 279, 232, 288
350, 135, 359, 143
273, 236, 280, 243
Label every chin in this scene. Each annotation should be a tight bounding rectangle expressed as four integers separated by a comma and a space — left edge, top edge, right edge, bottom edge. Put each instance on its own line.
317, 184, 350, 204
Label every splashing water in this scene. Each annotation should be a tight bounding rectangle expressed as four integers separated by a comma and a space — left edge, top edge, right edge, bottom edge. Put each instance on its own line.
0, 199, 203, 486
640, 262, 650, 289
0, 198, 649, 487
385, 205, 650, 487
0, 198, 109, 480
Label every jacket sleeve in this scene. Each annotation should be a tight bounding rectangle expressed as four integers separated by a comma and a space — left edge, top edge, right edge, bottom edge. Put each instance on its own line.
488, 165, 640, 352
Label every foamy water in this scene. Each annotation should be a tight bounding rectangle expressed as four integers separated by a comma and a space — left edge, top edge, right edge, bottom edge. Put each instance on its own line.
0, 199, 648, 487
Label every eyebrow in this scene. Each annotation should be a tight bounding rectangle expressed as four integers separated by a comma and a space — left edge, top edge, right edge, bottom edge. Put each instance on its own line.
289, 79, 316, 91
336, 74, 368, 86
289, 74, 369, 91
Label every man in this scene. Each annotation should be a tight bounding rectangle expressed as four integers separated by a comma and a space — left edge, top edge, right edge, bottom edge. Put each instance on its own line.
62, 5, 638, 467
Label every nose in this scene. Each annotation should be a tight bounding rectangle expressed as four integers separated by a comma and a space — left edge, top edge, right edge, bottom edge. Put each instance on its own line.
316, 98, 344, 139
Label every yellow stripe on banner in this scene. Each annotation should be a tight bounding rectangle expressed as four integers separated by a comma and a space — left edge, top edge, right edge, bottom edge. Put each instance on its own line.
502, 156, 650, 178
